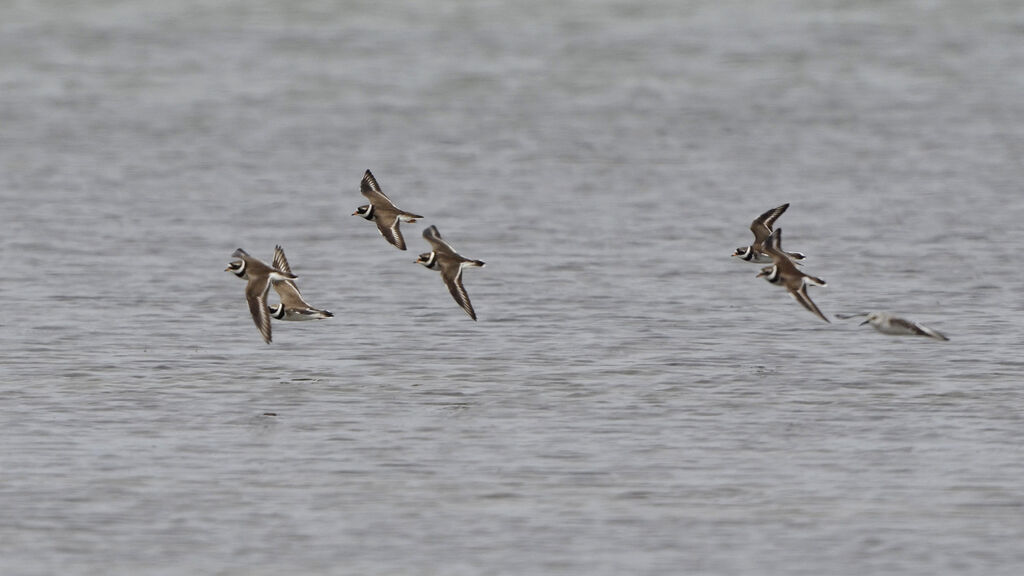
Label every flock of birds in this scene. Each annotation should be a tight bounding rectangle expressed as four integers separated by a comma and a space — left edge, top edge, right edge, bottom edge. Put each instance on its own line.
732, 203, 949, 341
225, 188, 948, 345
226, 170, 484, 343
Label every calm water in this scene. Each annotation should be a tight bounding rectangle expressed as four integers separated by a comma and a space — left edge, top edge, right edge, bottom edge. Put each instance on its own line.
3, 1, 1024, 574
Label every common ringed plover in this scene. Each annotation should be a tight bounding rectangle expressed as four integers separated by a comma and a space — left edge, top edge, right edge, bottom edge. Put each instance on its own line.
353, 169, 424, 250
733, 203, 806, 263
756, 228, 829, 323
226, 248, 297, 343
415, 225, 485, 320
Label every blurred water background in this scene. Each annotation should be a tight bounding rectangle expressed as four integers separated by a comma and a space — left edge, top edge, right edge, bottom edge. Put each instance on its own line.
2, 1, 1024, 574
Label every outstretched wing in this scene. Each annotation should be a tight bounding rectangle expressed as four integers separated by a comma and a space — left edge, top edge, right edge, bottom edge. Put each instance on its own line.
376, 214, 408, 250
272, 245, 294, 277
360, 169, 399, 210
751, 203, 789, 245
894, 317, 949, 341
441, 264, 477, 320
272, 279, 314, 310
422, 225, 458, 257
791, 284, 830, 323
271, 246, 313, 308
245, 277, 273, 343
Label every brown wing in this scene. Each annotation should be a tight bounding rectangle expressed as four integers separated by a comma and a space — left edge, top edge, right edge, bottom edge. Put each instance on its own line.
360, 169, 399, 210
272, 280, 313, 310
272, 245, 293, 277
245, 276, 273, 343
375, 213, 408, 250
763, 228, 801, 272
271, 246, 313, 307
751, 203, 789, 245
440, 262, 476, 320
422, 225, 458, 257
791, 283, 829, 323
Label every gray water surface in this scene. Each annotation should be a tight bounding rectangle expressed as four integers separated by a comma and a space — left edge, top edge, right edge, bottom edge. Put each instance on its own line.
3, 1, 1024, 574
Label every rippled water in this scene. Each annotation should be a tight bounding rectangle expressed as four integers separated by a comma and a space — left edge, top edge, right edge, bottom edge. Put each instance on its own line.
3, 1, 1024, 574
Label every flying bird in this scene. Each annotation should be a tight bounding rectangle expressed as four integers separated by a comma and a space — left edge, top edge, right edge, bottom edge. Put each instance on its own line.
415, 225, 485, 320
353, 169, 424, 250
